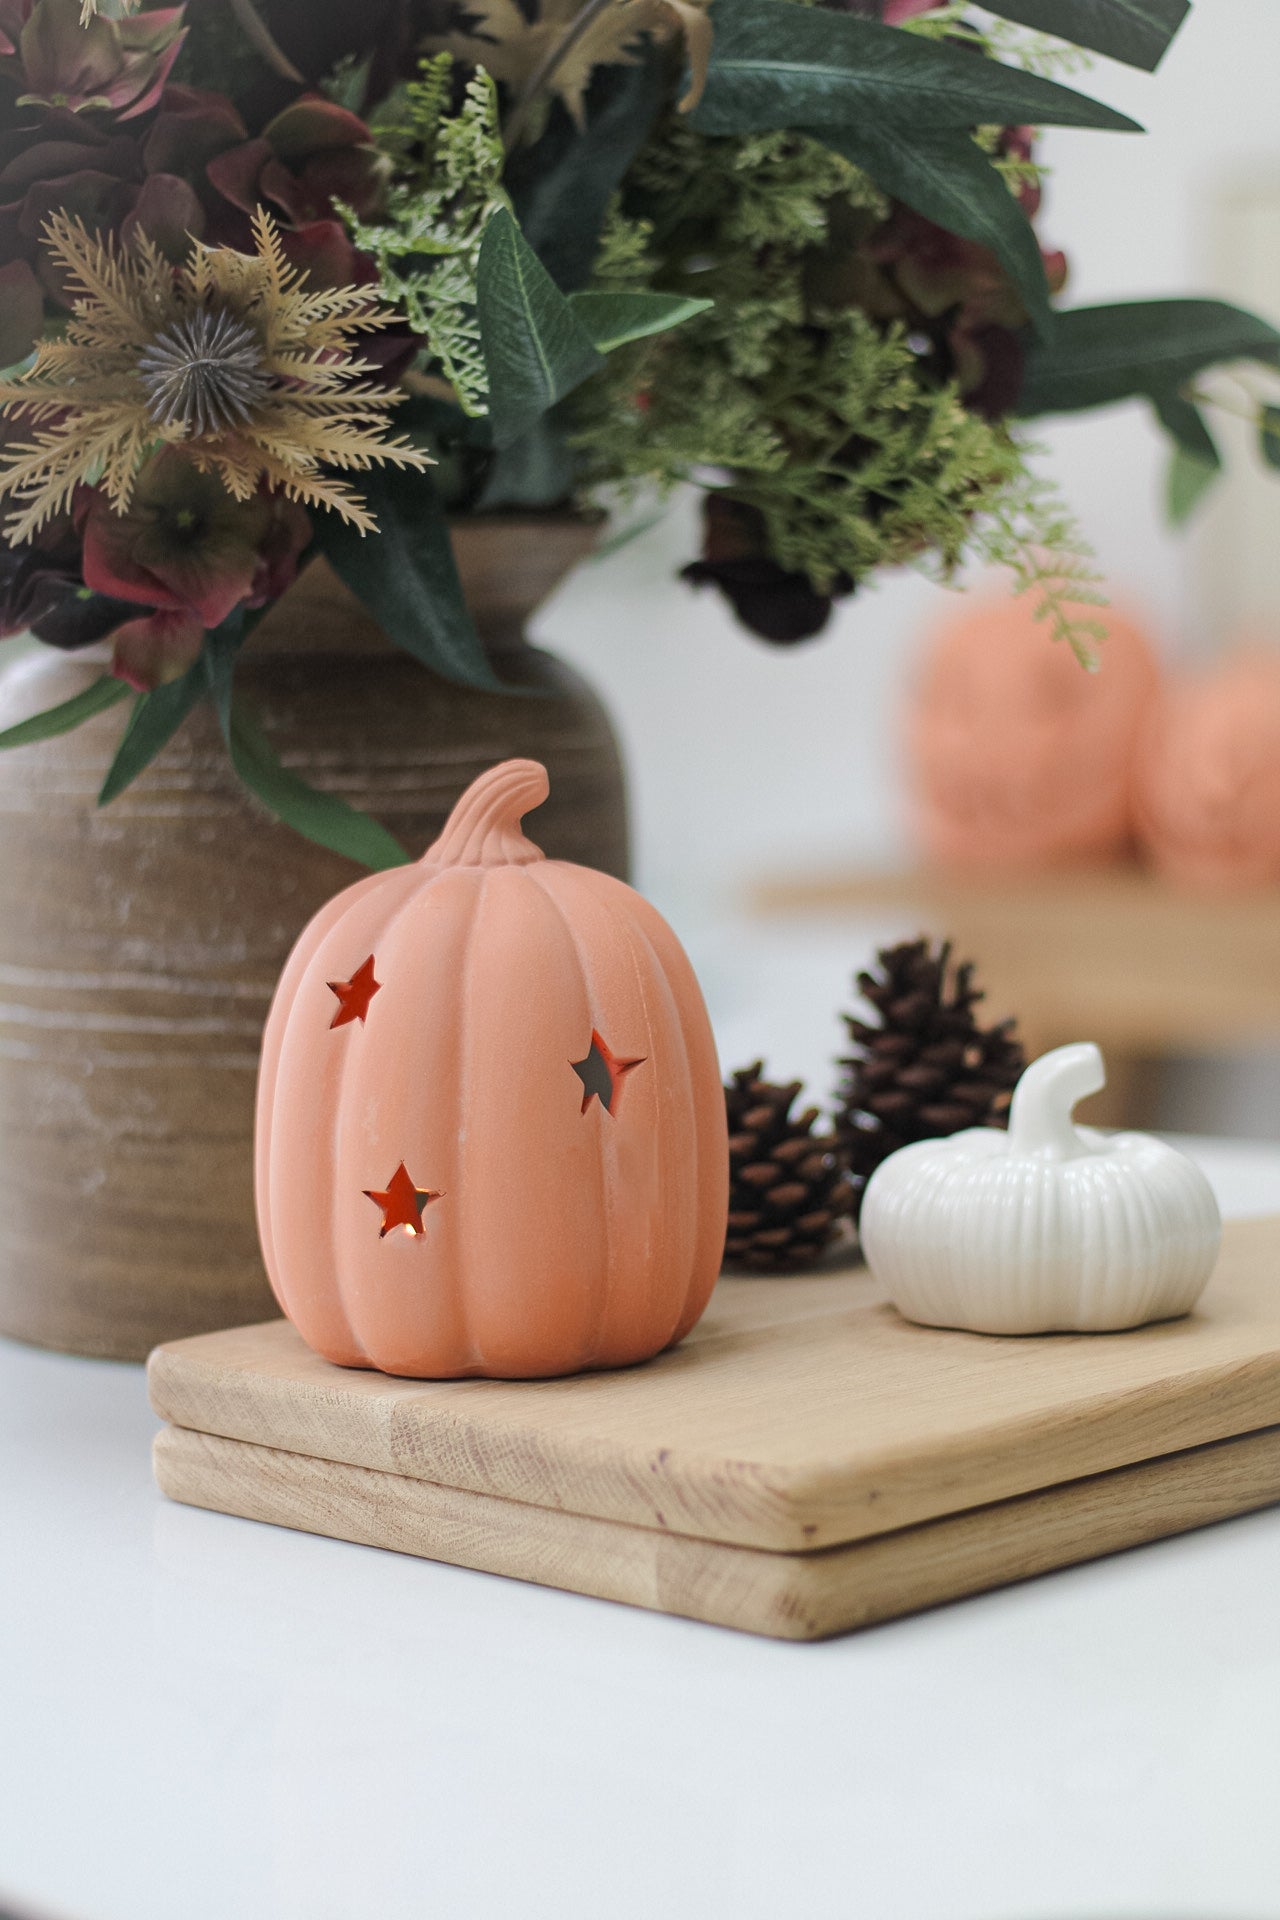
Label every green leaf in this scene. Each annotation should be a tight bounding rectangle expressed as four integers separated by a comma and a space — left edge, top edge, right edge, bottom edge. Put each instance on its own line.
1151, 388, 1221, 466
225, 699, 409, 872
691, 0, 1143, 138
311, 467, 508, 691
507, 56, 664, 291
97, 660, 206, 805
569, 289, 715, 353
1165, 444, 1219, 527
0, 673, 128, 750
201, 612, 246, 740
980, 0, 1189, 73
474, 416, 577, 511
1259, 404, 1280, 471
817, 124, 1052, 340
1018, 299, 1280, 416
198, 609, 407, 868
476, 207, 604, 448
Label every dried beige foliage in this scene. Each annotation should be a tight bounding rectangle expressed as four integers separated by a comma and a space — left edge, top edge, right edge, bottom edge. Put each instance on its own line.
432, 0, 713, 132
0, 209, 431, 542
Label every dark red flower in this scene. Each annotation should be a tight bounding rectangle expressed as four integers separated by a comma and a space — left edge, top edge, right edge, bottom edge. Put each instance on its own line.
80, 448, 311, 637
0, 0, 185, 121
201, 95, 414, 376
0, 86, 245, 326
0, 254, 41, 361
205, 96, 389, 246
683, 495, 851, 644
107, 606, 204, 689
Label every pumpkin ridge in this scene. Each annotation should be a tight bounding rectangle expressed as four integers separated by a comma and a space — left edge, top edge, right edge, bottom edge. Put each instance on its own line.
451, 863, 492, 1376
623, 899, 703, 1355
327, 877, 415, 1368
532, 862, 696, 1365
524, 862, 615, 1373
257, 863, 390, 1344
622, 886, 728, 1342
329, 862, 441, 1368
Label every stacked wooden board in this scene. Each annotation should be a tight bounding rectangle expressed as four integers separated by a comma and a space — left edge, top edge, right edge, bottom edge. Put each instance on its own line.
149, 1216, 1280, 1640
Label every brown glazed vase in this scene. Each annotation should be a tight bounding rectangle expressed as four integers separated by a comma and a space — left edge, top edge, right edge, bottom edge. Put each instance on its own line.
0, 516, 628, 1361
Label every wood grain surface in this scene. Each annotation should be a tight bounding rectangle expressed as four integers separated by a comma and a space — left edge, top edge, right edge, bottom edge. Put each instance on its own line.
152, 1419, 1280, 1640
148, 1216, 1280, 1554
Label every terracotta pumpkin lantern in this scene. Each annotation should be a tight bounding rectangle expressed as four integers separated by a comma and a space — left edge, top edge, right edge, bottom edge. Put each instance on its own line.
1135, 648, 1280, 889
255, 759, 729, 1378
907, 595, 1159, 870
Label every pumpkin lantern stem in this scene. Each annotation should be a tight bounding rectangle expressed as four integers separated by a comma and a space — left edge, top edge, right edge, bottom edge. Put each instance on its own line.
1008, 1042, 1106, 1161
423, 760, 550, 870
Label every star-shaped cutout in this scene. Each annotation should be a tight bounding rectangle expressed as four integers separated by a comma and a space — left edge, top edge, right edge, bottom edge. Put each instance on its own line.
328, 955, 381, 1029
571, 1029, 646, 1115
363, 1163, 441, 1238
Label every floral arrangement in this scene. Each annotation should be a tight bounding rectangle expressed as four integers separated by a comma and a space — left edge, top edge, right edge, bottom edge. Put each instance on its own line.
1, 0, 1276, 862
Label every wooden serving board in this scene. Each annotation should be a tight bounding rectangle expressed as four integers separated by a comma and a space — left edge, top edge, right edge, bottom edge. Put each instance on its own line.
149, 1216, 1280, 1639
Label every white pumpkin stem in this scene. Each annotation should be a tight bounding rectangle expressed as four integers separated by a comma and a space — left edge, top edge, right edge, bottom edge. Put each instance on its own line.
423, 759, 550, 868
1008, 1042, 1106, 1159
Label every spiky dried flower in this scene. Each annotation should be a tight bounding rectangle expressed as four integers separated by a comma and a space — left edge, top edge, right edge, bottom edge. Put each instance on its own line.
0, 208, 431, 543
137, 308, 272, 435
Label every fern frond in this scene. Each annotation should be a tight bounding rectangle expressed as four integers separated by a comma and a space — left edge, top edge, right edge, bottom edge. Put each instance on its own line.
340, 54, 508, 418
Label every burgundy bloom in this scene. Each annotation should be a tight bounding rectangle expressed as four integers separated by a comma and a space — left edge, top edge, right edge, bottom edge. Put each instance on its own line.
218, 0, 421, 125
107, 606, 204, 689
80, 449, 311, 645
857, 143, 1068, 420
0, 0, 185, 121
0, 254, 41, 362
0, 87, 244, 327
206, 97, 389, 241
683, 495, 851, 644
201, 96, 413, 377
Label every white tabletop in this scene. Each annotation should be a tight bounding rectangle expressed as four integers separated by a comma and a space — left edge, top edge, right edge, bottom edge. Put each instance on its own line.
4, 1134, 1280, 1920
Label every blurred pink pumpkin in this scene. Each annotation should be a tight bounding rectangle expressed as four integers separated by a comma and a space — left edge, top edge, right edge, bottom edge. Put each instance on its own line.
907, 595, 1159, 871
1136, 648, 1280, 889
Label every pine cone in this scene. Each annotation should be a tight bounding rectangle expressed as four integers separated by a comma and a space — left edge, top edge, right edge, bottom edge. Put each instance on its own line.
835, 939, 1025, 1219
724, 1063, 853, 1272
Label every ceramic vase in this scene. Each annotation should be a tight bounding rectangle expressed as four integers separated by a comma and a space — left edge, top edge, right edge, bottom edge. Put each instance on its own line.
0, 517, 628, 1361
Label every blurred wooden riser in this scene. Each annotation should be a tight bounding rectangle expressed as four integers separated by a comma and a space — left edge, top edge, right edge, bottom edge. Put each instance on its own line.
750, 867, 1280, 1132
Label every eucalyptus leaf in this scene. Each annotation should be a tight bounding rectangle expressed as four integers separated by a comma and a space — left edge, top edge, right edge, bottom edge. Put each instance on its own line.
569, 289, 715, 353
226, 699, 409, 872
1165, 444, 1219, 527
818, 123, 1052, 340
477, 208, 604, 448
201, 612, 246, 739
0, 673, 128, 750
1019, 299, 1280, 416
1259, 404, 1280, 472
196, 608, 408, 868
97, 660, 206, 805
691, 0, 1142, 137
474, 416, 577, 511
980, 0, 1189, 73
506, 55, 664, 291
313, 467, 508, 691
1151, 389, 1221, 465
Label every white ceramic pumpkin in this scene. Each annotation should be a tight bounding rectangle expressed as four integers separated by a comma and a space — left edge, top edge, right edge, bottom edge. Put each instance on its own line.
860, 1043, 1221, 1334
